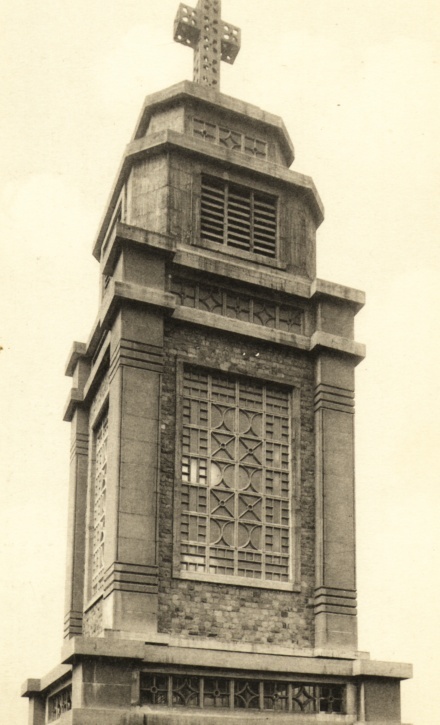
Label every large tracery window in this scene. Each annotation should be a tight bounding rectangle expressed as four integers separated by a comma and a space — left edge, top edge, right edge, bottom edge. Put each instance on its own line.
180, 368, 291, 583
200, 175, 277, 258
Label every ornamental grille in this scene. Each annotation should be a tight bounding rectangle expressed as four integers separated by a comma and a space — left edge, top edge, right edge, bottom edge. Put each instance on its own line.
91, 412, 108, 596
181, 369, 291, 581
140, 673, 345, 714
171, 277, 303, 334
200, 176, 277, 258
47, 685, 72, 722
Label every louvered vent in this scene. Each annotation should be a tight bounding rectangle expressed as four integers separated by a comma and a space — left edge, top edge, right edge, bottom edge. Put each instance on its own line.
201, 176, 277, 258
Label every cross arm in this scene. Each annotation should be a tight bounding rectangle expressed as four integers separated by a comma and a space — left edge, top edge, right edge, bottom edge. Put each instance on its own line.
174, 3, 241, 64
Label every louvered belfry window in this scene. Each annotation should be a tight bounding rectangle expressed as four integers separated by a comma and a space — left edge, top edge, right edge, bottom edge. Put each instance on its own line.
180, 368, 291, 582
200, 176, 277, 258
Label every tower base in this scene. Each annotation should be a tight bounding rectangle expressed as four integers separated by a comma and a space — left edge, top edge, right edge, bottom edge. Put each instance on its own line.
22, 635, 412, 725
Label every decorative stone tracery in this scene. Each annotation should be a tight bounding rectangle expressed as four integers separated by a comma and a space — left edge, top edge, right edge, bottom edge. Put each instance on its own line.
180, 368, 291, 582
171, 277, 304, 334
193, 117, 268, 159
47, 686, 72, 722
140, 672, 345, 713
91, 412, 108, 596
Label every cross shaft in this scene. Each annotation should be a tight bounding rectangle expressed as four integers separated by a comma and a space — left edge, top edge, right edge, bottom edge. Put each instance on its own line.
174, 0, 241, 89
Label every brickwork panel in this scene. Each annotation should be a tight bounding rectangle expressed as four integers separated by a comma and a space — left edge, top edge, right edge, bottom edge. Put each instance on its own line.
157, 321, 316, 646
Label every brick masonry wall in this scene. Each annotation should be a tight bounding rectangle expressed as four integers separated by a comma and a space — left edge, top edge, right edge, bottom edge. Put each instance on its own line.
158, 320, 316, 646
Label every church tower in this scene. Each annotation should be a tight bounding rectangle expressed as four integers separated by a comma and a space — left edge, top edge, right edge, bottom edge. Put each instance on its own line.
23, 3, 411, 723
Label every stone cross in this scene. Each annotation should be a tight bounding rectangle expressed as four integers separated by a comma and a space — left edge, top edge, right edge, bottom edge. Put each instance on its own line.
174, 0, 241, 89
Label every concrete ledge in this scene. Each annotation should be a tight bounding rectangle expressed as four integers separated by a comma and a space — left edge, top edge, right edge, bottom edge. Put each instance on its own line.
173, 306, 310, 350
65, 342, 87, 377
312, 278, 365, 311
353, 658, 413, 680
140, 645, 356, 677
99, 224, 366, 315
173, 247, 312, 297
21, 678, 41, 697
21, 664, 71, 697
60, 635, 411, 682
102, 223, 176, 276
100, 280, 176, 332
61, 636, 146, 664
64, 316, 102, 379
116, 711, 353, 724
311, 331, 366, 362
63, 388, 84, 423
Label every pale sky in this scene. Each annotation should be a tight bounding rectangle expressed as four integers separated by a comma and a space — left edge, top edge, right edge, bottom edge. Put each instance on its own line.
1, 1, 439, 723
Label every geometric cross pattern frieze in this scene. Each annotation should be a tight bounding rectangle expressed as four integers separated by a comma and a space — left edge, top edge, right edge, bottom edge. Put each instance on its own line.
193, 117, 268, 159
171, 278, 304, 335
200, 176, 278, 258
91, 411, 108, 596
140, 672, 345, 713
173, 0, 241, 89
181, 368, 291, 581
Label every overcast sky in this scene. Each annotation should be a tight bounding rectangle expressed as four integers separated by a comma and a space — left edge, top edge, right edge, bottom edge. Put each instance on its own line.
1, 1, 439, 723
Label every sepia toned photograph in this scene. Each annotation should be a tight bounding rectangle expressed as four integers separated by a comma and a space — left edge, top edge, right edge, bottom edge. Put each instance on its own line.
1, 2, 439, 723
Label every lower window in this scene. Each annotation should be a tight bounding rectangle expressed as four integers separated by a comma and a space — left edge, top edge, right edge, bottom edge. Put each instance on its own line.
140, 672, 345, 714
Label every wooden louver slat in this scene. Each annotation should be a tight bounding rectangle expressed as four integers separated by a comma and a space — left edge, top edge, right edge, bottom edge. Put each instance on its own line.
201, 176, 277, 258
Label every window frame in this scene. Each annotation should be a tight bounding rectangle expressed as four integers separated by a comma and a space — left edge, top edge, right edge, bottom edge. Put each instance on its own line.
138, 669, 347, 715
172, 357, 302, 592
194, 169, 286, 270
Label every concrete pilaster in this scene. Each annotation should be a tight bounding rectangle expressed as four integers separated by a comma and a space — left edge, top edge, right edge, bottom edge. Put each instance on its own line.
64, 405, 89, 638
27, 696, 45, 725
101, 303, 164, 636
314, 352, 358, 649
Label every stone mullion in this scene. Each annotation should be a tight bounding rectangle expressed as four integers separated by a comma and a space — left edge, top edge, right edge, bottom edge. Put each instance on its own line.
250, 190, 256, 254
206, 377, 213, 573
262, 385, 268, 579
258, 680, 264, 710
224, 181, 229, 247
287, 682, 293, 712
167, 675, 173, 707
288, 390, 295, 583
199, 676, 204, 709
221, 288, 227, 316
233, 378, 239, 574
229, 678, 235, 709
